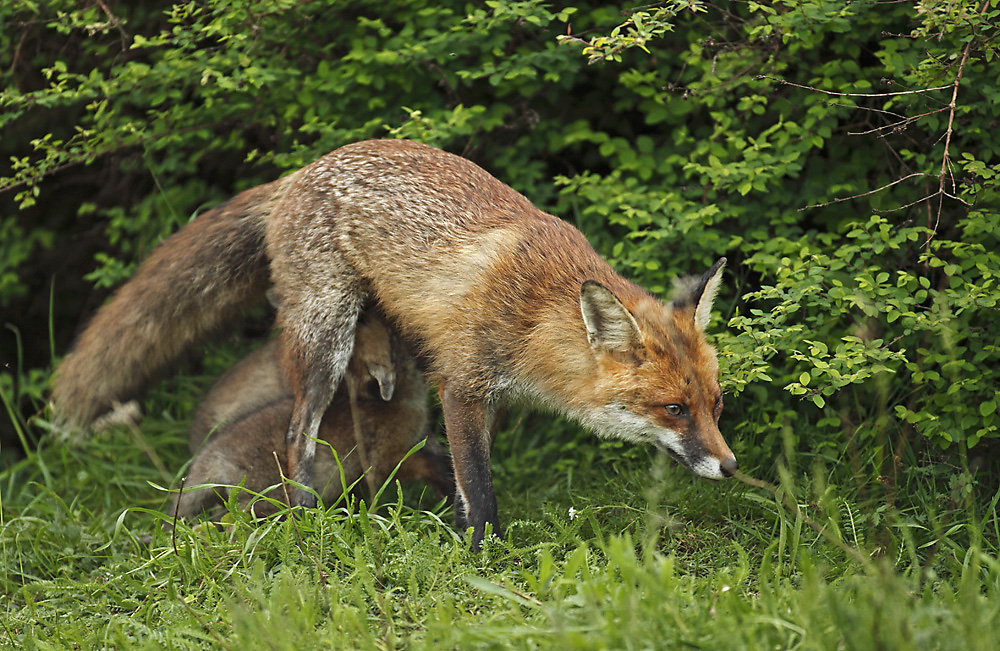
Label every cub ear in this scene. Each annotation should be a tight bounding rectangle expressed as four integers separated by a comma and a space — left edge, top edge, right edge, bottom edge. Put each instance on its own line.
367, 363, 396, 401
673, 257, 727, 331
580, 281, 643, 354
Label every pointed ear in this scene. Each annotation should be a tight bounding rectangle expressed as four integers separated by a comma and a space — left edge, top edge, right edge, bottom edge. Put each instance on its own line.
580, 281, 643, 354
367, 364, 396, 401
673, 257, 726, 331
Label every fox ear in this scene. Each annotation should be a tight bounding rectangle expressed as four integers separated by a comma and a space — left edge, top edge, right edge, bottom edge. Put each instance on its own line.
673, 257, 726, 331
580, 281, 643, 354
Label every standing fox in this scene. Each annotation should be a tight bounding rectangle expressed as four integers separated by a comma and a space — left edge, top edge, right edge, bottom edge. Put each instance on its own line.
176, 308, 453, 520
52, 139, 736, 548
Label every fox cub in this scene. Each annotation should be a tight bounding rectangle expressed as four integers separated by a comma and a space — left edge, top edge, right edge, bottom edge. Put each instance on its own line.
174, 309, 453, 520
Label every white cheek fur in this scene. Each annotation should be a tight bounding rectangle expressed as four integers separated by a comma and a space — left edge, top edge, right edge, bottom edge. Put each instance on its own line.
577, 403, 662, 444
577, 403, 725, 479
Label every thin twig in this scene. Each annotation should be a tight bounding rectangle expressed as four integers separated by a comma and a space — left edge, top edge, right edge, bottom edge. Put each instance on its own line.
274, 451, 292, 508
801, 173, 933, 210
941, 191, 972, 207
847, 107, 948, 136
758, 75, 952, 100
347, 378, 378, 500
7, 29, 27, 76
95, 0, 130, 49
838, 101, 910, 124
873, 192, 940, 214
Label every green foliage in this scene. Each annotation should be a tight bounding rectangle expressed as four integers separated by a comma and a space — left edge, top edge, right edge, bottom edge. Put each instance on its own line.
0, 217, 53, 303
557, 1, 705, 64
723, 210, 1000, 451
550, 0, 1000, 468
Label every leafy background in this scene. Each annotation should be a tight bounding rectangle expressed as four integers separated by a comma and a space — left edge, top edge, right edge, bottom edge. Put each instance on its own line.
1, 0, 999, 647
4, 0, 998, 471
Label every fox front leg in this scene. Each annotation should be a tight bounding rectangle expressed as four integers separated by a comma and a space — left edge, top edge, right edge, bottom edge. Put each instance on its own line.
440, 382, 501, 550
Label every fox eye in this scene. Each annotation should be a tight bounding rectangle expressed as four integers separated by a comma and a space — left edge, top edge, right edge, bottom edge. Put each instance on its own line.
664, 404, 686, 417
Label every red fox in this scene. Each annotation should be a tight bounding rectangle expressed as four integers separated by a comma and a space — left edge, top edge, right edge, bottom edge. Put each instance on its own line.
175, 309, 452, 520
52, 139, 735, 548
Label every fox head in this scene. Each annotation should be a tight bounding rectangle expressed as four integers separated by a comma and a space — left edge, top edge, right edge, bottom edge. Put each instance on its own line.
578, 257, 737, 479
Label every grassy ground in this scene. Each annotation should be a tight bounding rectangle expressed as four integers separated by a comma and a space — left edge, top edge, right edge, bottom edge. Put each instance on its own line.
2, 374, 999, 649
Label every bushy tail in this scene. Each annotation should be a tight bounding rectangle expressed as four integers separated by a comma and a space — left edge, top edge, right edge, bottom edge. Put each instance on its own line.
51, 178, 289, 432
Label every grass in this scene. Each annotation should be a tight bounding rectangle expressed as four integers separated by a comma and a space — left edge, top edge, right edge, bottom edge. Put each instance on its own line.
2, 379, 999, 649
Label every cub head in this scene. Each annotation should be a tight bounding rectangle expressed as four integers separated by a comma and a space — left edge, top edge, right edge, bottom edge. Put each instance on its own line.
579, 257, 737, 479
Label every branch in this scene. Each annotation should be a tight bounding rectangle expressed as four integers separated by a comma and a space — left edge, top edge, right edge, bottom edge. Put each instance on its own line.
925, 0, 990, 249
800, 173, 934, 211
847, 107, 948, 137
0, 111, 257, 196
756, 75, 952, 101
793, 0, 990, 225
95, 0, 130, 49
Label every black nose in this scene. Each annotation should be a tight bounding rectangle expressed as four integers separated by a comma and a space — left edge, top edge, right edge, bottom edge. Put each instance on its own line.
720, 457, 739, 478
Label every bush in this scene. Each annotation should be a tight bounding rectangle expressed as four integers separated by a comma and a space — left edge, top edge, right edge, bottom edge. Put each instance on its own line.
555, 0, 1000, 480
2, 0, 998, 488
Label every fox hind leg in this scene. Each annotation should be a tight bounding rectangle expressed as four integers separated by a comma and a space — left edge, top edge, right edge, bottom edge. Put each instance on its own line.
279, 294, 364, 508
269, 227, 366, 507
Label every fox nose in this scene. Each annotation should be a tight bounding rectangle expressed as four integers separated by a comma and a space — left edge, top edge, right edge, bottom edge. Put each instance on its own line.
719, 457, 739, 478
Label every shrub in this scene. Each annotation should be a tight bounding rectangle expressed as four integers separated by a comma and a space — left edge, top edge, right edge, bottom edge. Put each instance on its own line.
2, 0, 998, 486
